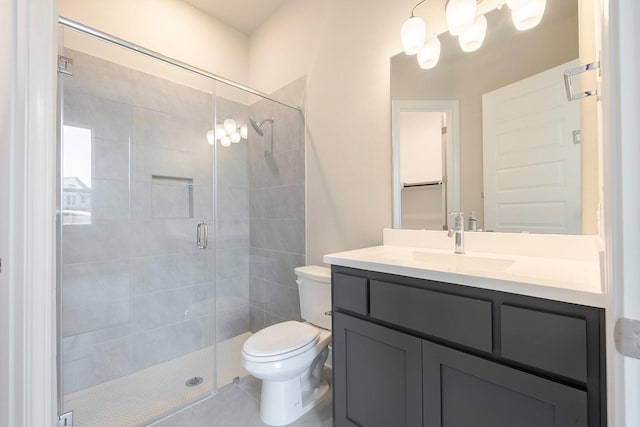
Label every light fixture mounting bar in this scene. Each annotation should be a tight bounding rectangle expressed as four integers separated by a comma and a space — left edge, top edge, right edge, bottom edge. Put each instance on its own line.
410, 0, 428, 17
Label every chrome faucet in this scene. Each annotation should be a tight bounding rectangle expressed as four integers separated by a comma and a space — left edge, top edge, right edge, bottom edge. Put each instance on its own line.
448, 211, 465, 254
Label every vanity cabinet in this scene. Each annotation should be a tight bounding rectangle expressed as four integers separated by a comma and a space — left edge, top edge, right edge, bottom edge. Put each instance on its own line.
331, 266, 605, 427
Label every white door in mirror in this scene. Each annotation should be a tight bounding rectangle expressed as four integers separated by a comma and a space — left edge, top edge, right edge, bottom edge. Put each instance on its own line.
482, 59, 581, 234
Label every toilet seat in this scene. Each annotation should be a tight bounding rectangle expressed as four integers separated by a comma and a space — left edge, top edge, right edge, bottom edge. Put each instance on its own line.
243, 321, 320, 363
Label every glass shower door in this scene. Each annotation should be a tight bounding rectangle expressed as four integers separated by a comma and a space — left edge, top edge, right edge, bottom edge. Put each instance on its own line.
58, 31, 217, 426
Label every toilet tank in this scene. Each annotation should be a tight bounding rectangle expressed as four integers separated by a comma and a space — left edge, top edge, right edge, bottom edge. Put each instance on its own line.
295, 265, 332, 330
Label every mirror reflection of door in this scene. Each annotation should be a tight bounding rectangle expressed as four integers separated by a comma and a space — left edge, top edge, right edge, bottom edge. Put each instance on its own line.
398, 111, 446, 230
482, 60, 581, 234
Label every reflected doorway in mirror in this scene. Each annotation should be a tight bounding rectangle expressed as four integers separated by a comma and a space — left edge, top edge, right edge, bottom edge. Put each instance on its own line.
392, 100, 461, 230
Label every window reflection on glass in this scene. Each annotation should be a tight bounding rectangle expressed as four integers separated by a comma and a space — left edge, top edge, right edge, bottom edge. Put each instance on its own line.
63, 125, 92, 225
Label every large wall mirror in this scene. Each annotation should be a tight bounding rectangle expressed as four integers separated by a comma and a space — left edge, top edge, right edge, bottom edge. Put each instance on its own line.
391, 0, 600, 234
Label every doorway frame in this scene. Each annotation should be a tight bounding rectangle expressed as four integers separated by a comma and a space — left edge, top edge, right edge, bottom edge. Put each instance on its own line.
391, 100, 460, 229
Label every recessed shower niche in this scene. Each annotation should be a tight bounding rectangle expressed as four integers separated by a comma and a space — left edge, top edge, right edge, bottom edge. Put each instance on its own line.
151, 175, 194, 219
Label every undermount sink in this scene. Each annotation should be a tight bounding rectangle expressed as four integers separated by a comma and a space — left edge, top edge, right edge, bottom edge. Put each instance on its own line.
411, 250, 515, 271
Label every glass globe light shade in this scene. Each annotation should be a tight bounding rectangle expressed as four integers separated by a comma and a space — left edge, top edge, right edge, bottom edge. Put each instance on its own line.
220, 136, 231, 147
206, 130, 214, 145
458, 15, 487, 52
223, 118, 237, 134
230, 132, 241, 143
508, 0, 546, 31
400, 16, 426, 55
417, 36, 441, 70
446, 0, 477, 36
215, 124, 226, 140
240, 124, 248, 139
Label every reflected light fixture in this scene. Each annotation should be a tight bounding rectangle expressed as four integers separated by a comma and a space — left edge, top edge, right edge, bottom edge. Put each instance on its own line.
458, 14, 487, 52
223, 118, 237, 134
401, 0, 546, 70
446, 0, 477, 36
508, 0, 546, 31
215, 124, 226, 139
207, 119, 248, 147
418, 36, 441, 69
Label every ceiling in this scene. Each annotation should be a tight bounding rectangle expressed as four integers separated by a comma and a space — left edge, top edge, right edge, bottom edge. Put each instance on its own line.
182, 0, 287, 35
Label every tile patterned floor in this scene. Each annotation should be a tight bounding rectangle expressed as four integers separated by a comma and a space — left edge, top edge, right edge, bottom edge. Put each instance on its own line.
216, 332, 252, 387
150, 370, 333, 427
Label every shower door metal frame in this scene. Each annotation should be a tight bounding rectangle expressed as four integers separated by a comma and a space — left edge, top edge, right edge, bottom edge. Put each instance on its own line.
57, 16, 304, 114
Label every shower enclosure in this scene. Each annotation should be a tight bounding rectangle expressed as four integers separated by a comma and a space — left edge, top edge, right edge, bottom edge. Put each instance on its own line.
57, 19, 305, 426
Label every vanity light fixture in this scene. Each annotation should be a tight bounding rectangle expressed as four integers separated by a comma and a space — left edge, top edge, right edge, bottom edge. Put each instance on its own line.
401, 15, 427, 55
401, 0, 546, 69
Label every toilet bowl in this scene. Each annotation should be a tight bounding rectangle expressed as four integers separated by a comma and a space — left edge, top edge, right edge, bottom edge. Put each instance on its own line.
241, 266, 332, 426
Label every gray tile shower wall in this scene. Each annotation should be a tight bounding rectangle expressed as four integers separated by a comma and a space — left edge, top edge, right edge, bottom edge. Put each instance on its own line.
60, 49, 218, 394
248, 77, 306, 332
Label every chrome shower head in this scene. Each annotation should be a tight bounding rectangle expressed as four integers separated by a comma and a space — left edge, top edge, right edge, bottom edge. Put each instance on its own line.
249, 117, 274, 137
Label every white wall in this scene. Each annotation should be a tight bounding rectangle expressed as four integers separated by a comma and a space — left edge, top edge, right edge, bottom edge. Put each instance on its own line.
59, 0, 250, 85
399, 111, 442, 185
250, 0, 417, 264
0, 2, 15, 424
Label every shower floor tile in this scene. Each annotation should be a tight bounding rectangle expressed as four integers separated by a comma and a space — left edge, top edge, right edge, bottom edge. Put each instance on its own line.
62, 332, 252, 427
216, 331, 252, 387
150, 370, 333, 427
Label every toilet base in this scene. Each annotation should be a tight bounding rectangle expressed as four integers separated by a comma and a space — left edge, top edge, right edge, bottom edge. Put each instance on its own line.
259, 377, 330, 426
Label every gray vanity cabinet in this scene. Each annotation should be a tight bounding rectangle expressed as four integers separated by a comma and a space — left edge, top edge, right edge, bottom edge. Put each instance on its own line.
331, 266, 605, 427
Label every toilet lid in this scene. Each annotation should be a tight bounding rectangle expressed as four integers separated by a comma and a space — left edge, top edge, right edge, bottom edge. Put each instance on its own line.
243, 321, 319, 357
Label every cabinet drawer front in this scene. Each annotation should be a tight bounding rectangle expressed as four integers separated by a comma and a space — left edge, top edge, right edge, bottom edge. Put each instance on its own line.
333, 273, 368, 315
500, 305, 588, 383
370, 280, 493, 352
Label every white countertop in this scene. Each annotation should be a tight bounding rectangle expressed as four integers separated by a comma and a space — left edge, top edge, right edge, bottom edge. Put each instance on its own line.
323, 229, 605, 308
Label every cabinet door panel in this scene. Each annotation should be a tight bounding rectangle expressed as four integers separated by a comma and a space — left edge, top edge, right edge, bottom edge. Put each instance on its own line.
333, 312, 422, 427
423, 340, 587, 427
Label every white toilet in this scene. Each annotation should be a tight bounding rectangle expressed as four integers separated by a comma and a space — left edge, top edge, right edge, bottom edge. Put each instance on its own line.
241, 265, 332, 426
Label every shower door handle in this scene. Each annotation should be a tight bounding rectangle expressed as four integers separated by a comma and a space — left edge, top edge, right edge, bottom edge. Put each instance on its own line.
196, 221, 208, 249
